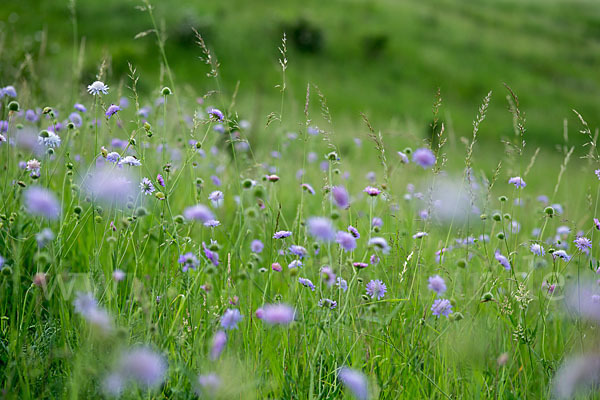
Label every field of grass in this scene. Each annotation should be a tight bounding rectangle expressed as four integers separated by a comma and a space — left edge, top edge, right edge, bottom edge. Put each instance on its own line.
2, 1, 600, 399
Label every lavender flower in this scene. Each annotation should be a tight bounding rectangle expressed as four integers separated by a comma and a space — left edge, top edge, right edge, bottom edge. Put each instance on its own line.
140, 177, 155, 195
332, 186, 350, 209
337, 277, 348, 292
431, 298, 453, 317
208, 190, 224, 207
371, 217, 383, 228
87, 81, 109, 95
257, 303, 295, 325
363, 186, 381, 196
427, 275, 447, 295
348, 225, 360, 239
299, 277, 316, 291
412, 148, 436, 169
318, 298, 337, 309
207, 107, 224, 121
220, 309, 243, 330
288, 260, 303, 269
106, 152, 120, 163
307, 217, 336, 242
74, 103, 87, 113
338, 367, 368, 400
368, 237, 390, 254
336, 231, 357, 252
289, 245, 308, 258
353, 262, 368, 269
366, 279, 387, 300
105, 104, 120, 118
24, 186, 60, 220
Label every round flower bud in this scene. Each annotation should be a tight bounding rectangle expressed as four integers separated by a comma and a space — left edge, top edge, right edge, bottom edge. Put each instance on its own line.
161, 87, 172, 96
8, 101, 19, 112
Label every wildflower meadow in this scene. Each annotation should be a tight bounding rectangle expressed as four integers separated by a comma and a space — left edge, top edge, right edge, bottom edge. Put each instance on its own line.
2, 1, 600, 399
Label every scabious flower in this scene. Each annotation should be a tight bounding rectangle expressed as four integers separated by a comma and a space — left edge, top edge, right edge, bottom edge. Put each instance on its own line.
412, 148, 436, 169
273, 230, 292, 239
38, 130, 61, 148
82, 166, 135, 206
412, 231, 428, 239
574, 236, 592, 253
178, 252, 199, 272
208, 190, 224, 208
197, 373, 221, 395
202, 242, 219, 266
397, 151, 409, 164
338, 367, 368, 400
553, 250, 571, 261
299, 277, 316, 291
69, 112, 83, 128
363, 186, 381, 196
74, 103, 87, 113
105, 104, 120, 118
73, 292, 112, 332
307, 217, 336, 242
530, 243, 545, 256
596, 169, 600, 180
431, 298, 453, 317
220, 309, 243, 330
113, 269, 125, 281
553, 355, 600, 399
140, 177, 155, 195
353, 262, 368, 269
118, 156, 142, 166
210, 331, 227, 361
368, 237, 390, 254
336, 231, 357, 252
251, 240, 264, 253
184, 204, 215, 223
288, 260, 303, 269
301, 183, 315, 195
157, 174, 165, 187
332, 186, 350, 209
271, 262, 282, 272
36, 228, 54, 248
337, 277, 348, 292
366, 279, 387, 300
320, 266, 336, 287
106, 151, 120, 163
289, 245, 308, 258
257, 303, 295, 325
1, 85, 17, 98
427, 275, 446, 295
318, 298, 338, 309
26, 159, 41, 177
348, 225, 360, 239
24, 187, 60, 220
495, 251, 511, 270
508, 176, 526, 188
207, 107, 224, 121
87, 81, 109, 95
119, 347, 167, 389
371, 217, 383, 228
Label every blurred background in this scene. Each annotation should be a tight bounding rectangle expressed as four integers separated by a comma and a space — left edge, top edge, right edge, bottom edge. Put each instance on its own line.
1, 0, 599, 146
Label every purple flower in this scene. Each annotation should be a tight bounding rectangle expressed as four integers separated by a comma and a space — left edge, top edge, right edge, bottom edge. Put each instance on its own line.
119, 347, 167, 389
207, 107, 224, 121
273, 230, 292, 239
271, 262, 282, 272
307, 217, 336, 242
348, 225, 360, 239
24, 187, 60, 220
552, 250, 571, 261
87, 81, 109, 95
412, 148, 436, 169
220, 309, 243, 330
363, 186, 381, 196
318, 298, 337, 309
412, 231, 428, 239
431, 298, 453, 317
332, 186, 350, 209
302, 183, 315, 195
338, 367, 368, 400
337, 277, 348, 292
69, 112, 83, 128
336, 231, 357, 252
257, 303, 295, 325
353, 262, 368, 269
495, 251, 511, 270
157, 174, 165, 187
183, 204, 215, 223
298, 277, 316, 291
427, 275, 447, 295
366, 279, 387, 300
508, 176, 526, 188
288, 260, 303, 269
596, 169, 600, 180
574, 236, 592, 253
140, 177, 155, 195
530, 243, 545, 256
74, 103, 87, 113
197, 373, 221, 394
289, 245, 308, 258
320, 266, 336, 287
251, 239, 264, 253
178, 252, 199, 272
594, 218, 600, 230
210, 331, 227, 361
202, 242, 219, 266
397, 151, 409, 164
368, 237, 390, 254
105, 104, 120, 118
2, 85, 17, 98
371, 217, 383, 228
118, 156, 141, 166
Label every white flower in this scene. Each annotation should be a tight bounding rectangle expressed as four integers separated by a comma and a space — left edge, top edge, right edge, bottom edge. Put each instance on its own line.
87, 81, 109, 96
118, 156, 141, 166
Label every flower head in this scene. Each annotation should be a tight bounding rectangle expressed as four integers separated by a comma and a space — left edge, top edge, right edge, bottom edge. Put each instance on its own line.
530, 243, 545, 256
366, 279, 387, 300
257, 303, 295, 325
184, 204, 215, 223
508, 176, 526, 188
412, 148, 436, 169
332, 186, 350, 209
273, 230, 292, 239
105, 104, 121, 118
299, 277, 316, 291
87, 81, 109, 96
338, 367, 368, 400
210, 331, 227, 361
140, 177, 155, 195
574, 236, 592, 253
427, 275, 447, 295
336, 231, 357, 252
495, 251, 511, 270
24, 187, 60, 220
363, 186, 381, 197
431, 298, 453, 317
178, 252, 199, 272
307, 217, 336, 242
220, 309, 243, 330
